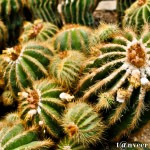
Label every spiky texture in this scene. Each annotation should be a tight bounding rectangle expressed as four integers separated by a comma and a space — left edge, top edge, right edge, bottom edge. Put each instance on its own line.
19, 19, 59, 43
0, 123, 53, 150
49, 50, 85, 90
0, 0, 24, 46
18, 79, 65, 139
53, 24, 92, 54
61, 0, 101, 27
116, 0, 136, 26
76, 25, 150, 141
57, 137, 85, 150
2, 42, 54, 96
123, 0, 150, 33
62, 102, 105, 145
27, 0, 62, 27
0, 20, 8, 51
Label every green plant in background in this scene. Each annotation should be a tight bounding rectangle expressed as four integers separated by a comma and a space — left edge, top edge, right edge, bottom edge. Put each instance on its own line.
0, 20, 8, 52
123, 0, 150, 33
53, 24, 92, 54
19, 19, 59, 43
0, 123, 53, 150
2, 42, 54, 96
0, 0, 25, 46
116, 0, 136, 26
26, 0, 63, 27
18, 79, 65, 139
61, 102, 105, 147
61, 0, 101, 27
49, 50, 85, 91
76, 25, 150, 141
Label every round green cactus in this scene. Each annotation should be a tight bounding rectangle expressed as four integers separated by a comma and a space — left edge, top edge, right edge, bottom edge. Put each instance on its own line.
2, 42, 54, 96
76, 25, 150, 141
26, 0, 62, 27
49, 50, 85, 90
61, 0, 101, 27
18, 79, 65, 139
62, 102, 105, 145
0, 123, 53, 150
116, 0, 136, 26
53, 24, 92, 54
0, 20, 8, 51
0, 0, 24, 46
123, 0, 150, 33
19, 19, 59, 43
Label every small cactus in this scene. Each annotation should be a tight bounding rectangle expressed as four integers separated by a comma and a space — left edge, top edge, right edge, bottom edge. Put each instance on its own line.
18, 79, 65, 139
62, 102, 105, 145
49, 50, 85, 90
116, 0, 136, 26
19, 19, 59, 43
53, 24, 92, 54
61, 0, 101, 27
2, 42, 54, 96
123, 0, 150, 33
76, 25, 150, 141
0, 20, 8, 51
0, 0, 24, 46
26, 0, 63, 27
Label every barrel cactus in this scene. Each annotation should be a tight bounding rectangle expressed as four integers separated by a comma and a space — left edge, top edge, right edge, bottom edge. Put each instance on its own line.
49, 50, 85, 90
53, 24, 92, 54
18, 79, 65, 139
0, 20, 8, 51
26, 0, 62, 27
2, 42, 54, 96
62, 102, 105, 145
0, 123, 53, 150
123, 0, 150, 33
76, 25, 150, 141
61, 0, 101, 27
0, 0, 24, 46
19, 19, 59, 43
116, 0, 136, 26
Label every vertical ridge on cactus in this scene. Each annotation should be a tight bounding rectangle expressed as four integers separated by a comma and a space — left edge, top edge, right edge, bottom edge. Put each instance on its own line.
61, 0, 101, 27
18, 79, 65, 139
76, 25, 150, 140
19, 19, 59, 43
2, 42, 54, 96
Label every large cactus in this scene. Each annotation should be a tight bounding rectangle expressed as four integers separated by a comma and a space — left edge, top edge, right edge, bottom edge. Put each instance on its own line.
19, 19, 59, 43
26, 0, 63, 27
123, 0, 150, 33
49, 50, 85, 90
53, 24, 92, 54
62, 102, 105, 145
18, 79, 65, 139
76, 25, 150, 141
61, 0, 101, 27
0, 0, 24, 46
116, 0, 136, 26
2, 42, 54, 96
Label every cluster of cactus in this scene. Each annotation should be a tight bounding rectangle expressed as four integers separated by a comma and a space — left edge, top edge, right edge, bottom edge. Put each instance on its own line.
0, 0, 150, 149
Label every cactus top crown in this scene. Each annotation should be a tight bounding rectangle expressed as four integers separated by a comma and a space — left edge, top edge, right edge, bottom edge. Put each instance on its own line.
127, 41, 146, 68
138, 0, 146, 5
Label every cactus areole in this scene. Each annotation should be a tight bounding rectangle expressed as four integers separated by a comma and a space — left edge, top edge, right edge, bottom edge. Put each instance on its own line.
138, 0, 146, 5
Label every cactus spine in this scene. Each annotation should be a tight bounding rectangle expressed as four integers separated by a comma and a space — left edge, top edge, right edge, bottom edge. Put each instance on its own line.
123, 0, 150, 33
61, 0, 101, 27
27, 0, 62, 27
76, 25, 150, 140
18, 79, 65, 138
19, 19, 59, 43
3, 42, 53, 96
53, 24, 92, 54
49, 50, 85, 90
62, 102, 105, 145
